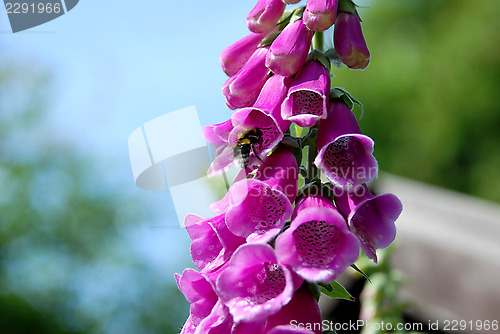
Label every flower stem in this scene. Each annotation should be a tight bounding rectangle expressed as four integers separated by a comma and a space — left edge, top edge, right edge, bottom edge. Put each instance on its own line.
304, 126, 320, 183
312, 31, 324, 51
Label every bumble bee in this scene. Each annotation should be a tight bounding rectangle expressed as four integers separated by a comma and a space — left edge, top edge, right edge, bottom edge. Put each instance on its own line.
233, 128, 264, 169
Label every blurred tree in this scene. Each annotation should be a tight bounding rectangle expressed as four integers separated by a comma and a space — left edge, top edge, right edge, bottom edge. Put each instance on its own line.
333, 0, 500, 202
0, 63, 188, 332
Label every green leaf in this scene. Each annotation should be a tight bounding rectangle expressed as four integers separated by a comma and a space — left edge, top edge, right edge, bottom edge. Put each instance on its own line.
350, 264, 372, 283
319, 281, 355, 301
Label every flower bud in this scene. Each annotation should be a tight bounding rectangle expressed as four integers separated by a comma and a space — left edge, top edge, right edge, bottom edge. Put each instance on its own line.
333, 11, 370, 69
222, 47, 270, 110
303, 0, 338, 32
252, 74, 292, 133
220, 31, 270, 77
266, 19, 313, 76
247, 0, 286, 34
282, 0, 302, 4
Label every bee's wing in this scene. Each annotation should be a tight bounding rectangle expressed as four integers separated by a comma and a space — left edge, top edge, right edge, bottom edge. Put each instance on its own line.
233, 145, 248, 169
208, 146, 234, 176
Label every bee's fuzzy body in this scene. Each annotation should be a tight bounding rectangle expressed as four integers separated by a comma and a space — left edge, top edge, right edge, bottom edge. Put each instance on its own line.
233, 129, 264, 169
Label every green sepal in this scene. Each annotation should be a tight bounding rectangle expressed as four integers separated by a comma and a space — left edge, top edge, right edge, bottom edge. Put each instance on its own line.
281, 135, 301, 149
338, 0, 357, 14
319, 281, 355, 301
299, 166, 308, 178
338, 0, 362, 21
277, 10, 294, 31
325, 48, 343, 69
259, 32, 280, 48
288, 123, 299, 137
350, 263, 372, 283
329, 88, 365, 119
290, 6, 305, 24
262, 7, 305, 51
306, 49, 331, 72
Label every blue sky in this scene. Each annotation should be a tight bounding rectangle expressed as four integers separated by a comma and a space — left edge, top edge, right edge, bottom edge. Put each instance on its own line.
0, 0, 259, 274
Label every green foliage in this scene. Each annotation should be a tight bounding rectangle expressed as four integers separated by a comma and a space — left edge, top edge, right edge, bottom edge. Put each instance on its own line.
0, 294, 74, 334
333, 0, 500, 202
356, 248, 416, 334
320, 281, 355, 301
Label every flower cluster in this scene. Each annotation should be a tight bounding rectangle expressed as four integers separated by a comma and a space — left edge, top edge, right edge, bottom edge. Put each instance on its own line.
177, 1, 402, 333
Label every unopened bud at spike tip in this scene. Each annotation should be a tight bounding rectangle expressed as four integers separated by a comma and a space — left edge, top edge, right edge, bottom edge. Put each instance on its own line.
334, 11, 370, 69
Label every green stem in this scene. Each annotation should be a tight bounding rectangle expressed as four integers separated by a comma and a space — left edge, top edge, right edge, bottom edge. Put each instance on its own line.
312, 31, 324, 51
304, 127, 320, 183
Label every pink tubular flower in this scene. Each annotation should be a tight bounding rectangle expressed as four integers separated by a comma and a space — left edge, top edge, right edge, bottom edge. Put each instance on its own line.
203, 108, 283, 175
266, 19, 313, 76
281, 60, 330, 127
333, 11, 370, 69
264, 285, 321, 334
216, 243, 303, 323
254, 146, 298, 204
213, 178, 293, 243
247, 0, 286, 34
223, 46, 271, 110
314, 98, 378, 190
303, 0, 338, 32
185, 214, 245, 271
176, 269, 234, 334
275, 194, 359, 283
228, 105, 287, 171
221, 32, 272, 77
334, 184, 402, 262
203, 119, 237, 176
209, 147, 297, 242
235, 73, 291, 135
229, 74, 291, 139
205, 75, 291, 175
